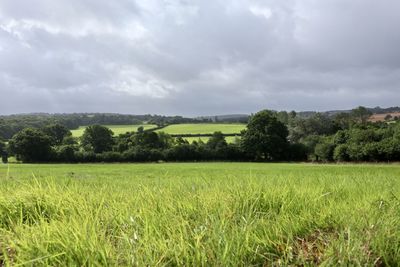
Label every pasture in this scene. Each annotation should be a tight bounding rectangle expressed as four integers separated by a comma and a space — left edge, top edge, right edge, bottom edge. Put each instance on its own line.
71, 124, 157, 137
183, 136, 240, 144
156, 123, 246, 135
1, 163, 400, 265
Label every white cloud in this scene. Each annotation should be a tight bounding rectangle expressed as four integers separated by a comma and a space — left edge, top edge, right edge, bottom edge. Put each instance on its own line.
249, 5, 272, 19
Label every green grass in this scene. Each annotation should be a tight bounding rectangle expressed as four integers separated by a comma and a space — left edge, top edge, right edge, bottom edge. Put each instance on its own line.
156, 123, 246, 135
71, 124, 157, 137
183, 136, 240, 144
1, 163, 400, 265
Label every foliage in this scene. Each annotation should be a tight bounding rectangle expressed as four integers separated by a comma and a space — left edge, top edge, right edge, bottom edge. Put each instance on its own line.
4, 107, 400, 163
42, 124, 72, 145
8, 128, 52, 162
81, 125, 114, 153
206, 131, 227, 150
289, 113, 338, 143
314, 137, 335, 162
351, 106, 373, 124
0, 140, 7, 163
241, 110, 289, 161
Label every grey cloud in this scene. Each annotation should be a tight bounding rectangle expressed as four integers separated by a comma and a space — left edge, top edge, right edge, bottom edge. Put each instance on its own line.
0, 0, 399, 116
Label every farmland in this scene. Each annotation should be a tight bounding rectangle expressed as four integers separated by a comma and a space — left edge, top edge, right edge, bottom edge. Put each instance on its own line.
1, 163, 400, 265
71, 124, 157, 137
69, 123, 245, 138
183, 136, 240, 144
156, 123, 246, 135
368, 112, 400, 122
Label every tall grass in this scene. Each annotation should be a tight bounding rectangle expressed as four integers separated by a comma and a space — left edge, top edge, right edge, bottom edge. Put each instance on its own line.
1, 163, 400, 265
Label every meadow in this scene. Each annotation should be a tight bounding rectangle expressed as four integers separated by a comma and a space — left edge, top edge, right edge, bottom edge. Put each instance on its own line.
71, 124, 157, 137
183, 136, 240, 144
156, 123, 246, 135
1, 163, 400, 266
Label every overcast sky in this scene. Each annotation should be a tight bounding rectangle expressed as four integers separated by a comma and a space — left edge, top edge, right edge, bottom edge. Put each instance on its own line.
0, 0, 399, 116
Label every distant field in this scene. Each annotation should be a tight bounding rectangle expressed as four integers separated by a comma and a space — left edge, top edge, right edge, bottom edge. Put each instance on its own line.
1, 163, 400, 265
156, 123, 246, 135
369, 112, 400, 122
71, 124, 157, 137
183, 136, 240, 144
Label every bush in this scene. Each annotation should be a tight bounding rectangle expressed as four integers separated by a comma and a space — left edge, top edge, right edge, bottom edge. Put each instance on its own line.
314, 142, 335, 162
164, 144, 199, 161
333, 144, 349, 162
55, 145, 77, 162
288, 143, 308, 161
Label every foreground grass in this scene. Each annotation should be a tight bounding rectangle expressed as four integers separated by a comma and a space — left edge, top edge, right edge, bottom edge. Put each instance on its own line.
71, 124, 157, 137
156, 123, 246, 135
1, 163, 400, 266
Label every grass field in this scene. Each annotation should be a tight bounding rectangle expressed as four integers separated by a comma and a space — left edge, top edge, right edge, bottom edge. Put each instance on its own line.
156, 123, 246, 135
71, 124, 157, 137
183, 136, 240, 144
1, 163, 400, 265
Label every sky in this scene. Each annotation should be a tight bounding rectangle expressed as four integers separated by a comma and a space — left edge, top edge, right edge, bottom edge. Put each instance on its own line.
0, 0, 399, 116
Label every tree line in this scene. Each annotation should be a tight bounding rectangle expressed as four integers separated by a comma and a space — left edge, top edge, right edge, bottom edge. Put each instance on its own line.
0, 113, 214, 140
1, 107, 400, 163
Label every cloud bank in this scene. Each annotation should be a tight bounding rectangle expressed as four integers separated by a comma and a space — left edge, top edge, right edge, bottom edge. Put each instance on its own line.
1, 0, 399, 115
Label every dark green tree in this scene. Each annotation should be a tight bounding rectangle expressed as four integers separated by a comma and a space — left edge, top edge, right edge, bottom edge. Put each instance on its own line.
131, 131, 161, 149
0, 140, 5, 155
81, 125, 114, 153
0, 140, 7, 163
42, 123, 72, 145
206, 132, 227, 150
241, 110, 289, 161
8, 128, 52, 162
289, 113, 337, 143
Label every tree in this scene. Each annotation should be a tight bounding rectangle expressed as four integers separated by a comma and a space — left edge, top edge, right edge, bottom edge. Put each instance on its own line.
333, 112, 354, 130
276, 111, 289, 124
131, 131, 161, 149
0, 140, 5, 155
81, 125, 114, 153
8, 128, 52, 162
333, 144, 349, 162
137, 126, 144, 133
384, 114, 393, 121
351, 106, 372, 124
289, 113, 337, 143
206, 132, 227, 150
42, 123, 72, 145
0, 140, 7, 163
241, 110, 289, 161
314, 138, 335, 162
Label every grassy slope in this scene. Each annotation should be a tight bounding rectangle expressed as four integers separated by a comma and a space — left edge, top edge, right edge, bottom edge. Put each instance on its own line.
156, 123, 246, 135
1, 163, 400, 265
71, 124, 157, 137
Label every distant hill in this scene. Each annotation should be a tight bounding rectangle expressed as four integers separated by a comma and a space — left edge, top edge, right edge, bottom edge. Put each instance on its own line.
196, 114, 249, 123
199, 107, 400, 121
296, 106, 400, 118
